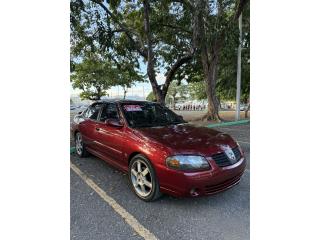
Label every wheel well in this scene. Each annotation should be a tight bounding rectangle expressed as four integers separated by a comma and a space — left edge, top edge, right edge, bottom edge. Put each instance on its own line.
127, 152, 141, 165
73, 130, 79, 140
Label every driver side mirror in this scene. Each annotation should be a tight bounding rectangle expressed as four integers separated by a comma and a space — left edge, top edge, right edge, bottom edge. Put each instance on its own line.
106, 119, 124, 128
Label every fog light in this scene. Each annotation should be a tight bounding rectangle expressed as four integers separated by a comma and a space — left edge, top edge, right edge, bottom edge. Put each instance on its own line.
190, 188, 199, 197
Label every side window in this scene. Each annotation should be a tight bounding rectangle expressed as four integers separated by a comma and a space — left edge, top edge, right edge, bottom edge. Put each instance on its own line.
100, 103, 119, 122
84, 104, 103, 120
82, 108, 89, 118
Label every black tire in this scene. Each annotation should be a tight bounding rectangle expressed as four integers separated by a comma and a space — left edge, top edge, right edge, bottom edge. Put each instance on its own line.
129, 154, 162, 202
75, 132, 89, 157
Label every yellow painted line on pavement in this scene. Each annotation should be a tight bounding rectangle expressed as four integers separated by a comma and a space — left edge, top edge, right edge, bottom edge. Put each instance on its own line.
70, 162, 158, 240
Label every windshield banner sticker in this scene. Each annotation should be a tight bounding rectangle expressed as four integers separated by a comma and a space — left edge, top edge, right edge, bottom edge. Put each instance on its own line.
123, 105, 143, 112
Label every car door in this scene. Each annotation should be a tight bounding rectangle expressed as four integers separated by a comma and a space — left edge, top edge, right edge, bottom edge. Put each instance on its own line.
94, 103, 125, 165
78, 103, 103, 151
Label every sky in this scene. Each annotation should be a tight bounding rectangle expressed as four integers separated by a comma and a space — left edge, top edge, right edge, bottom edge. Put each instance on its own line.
70, 61, 166, 99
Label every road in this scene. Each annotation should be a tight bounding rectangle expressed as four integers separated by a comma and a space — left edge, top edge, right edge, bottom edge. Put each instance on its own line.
70, 124, 250, 240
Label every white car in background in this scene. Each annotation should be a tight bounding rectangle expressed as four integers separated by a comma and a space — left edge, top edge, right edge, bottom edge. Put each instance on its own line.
240, 104, 248, 111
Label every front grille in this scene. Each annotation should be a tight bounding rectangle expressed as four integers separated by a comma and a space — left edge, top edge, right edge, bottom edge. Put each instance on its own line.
204, 173, 242, 194
212, 146, 242, 167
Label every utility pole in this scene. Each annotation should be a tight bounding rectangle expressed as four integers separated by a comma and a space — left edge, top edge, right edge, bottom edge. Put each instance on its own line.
235, 13, 242, 121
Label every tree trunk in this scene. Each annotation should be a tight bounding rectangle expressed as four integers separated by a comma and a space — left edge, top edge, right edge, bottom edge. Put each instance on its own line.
245, 98, 250, 118
96, 86, 102, 100
193, 0, 222, 121
123, 88, 127, 99
245, 104, 250, 118
200, 41, 223, 121
203, 60, 221, 121
95, 0, 191, 107
143, 0, 166, 106
156, 92, 166, 105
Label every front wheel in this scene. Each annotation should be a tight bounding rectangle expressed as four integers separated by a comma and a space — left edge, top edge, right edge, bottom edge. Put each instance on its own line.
75, 132, 89, 157
129, 155, 162, 202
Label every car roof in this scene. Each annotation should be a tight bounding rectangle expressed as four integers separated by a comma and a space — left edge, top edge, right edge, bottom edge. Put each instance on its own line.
93, 99, 156, 105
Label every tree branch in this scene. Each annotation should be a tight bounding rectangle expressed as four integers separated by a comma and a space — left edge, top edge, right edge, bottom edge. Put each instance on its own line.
234, 0, 249, 20
110, 29, 126, 34
159, 23, 192, 34
142, 0, 161, 99
162, 52, 194, 96
90, 0, 147, 58
172, 0, 194, 11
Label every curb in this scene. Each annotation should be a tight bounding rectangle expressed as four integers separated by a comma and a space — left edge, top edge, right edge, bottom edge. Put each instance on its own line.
206, 119, 250, 128
70, 147, 76, 154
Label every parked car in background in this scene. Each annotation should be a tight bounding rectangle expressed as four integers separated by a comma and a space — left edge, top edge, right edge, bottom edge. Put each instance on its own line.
71, 100, 246, 201
240, 104, 248, 111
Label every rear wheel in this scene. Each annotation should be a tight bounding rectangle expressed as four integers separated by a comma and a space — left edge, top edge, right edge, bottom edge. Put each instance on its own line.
75, 132, 89, 157
129, 155, 162, 202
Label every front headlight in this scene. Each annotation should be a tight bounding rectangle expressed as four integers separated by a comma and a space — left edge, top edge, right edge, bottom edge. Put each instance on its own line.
166, 155, 210, 171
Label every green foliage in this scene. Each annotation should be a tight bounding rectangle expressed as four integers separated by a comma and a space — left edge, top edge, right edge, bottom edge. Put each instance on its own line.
183, 1, 250, 103
216, 1, 250, 102
151, 1, 193, 73
146, 91, 156, 102
165, 80, 188, 104
71, 55, 115, 100
188, 81, 207, 100
70, 0, 250, 105
70, 0, 194, 103
71, 54, 144, 100
70, 0, 145, 100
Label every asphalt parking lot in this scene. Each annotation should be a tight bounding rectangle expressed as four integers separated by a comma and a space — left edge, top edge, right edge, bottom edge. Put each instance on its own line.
70, 123, 250, 240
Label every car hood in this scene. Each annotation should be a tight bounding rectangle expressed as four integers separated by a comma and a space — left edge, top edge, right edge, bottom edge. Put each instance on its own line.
133, 124, 238, 156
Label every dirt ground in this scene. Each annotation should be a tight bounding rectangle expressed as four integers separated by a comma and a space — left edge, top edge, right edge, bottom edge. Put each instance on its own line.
175, 110, 250, 126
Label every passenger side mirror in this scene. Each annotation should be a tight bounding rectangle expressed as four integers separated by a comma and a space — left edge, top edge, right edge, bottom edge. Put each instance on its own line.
106, 119, 124, 128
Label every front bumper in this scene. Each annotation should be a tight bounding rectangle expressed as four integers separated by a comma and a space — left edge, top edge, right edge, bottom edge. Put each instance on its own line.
157, 157, 246, 197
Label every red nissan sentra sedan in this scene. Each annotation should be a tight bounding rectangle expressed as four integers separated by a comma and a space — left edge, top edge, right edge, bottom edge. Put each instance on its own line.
71, 100, 246, 201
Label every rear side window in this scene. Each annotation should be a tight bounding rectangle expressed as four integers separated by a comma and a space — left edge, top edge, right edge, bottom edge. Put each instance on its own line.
84, 104, 103, 120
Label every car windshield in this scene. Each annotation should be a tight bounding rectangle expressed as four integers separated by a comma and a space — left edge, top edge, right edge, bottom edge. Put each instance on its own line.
121, 102, 186, 128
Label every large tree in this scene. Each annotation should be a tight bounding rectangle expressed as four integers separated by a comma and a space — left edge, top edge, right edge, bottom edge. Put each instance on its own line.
216, 0, 249, 104
71, 55, 116, 100
71, 53, 144, 100
71, 0, 145, 99
71, 0, 194, 105
184, 1, 250, 107
71, 0, 249, 115
179, 0, 248, 120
